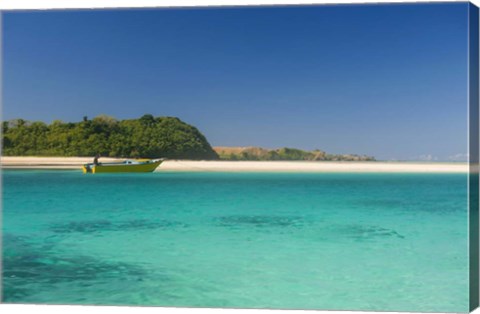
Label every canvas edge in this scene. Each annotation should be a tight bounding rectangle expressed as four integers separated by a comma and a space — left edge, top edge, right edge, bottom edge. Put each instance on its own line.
469, 2, 480, 313
0, 10, 4, 305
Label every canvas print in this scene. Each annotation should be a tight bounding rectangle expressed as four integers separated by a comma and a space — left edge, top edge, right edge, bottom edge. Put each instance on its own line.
1, 2, 479, 313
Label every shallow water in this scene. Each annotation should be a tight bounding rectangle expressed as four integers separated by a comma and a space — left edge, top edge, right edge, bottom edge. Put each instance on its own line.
1, 170, 469, 312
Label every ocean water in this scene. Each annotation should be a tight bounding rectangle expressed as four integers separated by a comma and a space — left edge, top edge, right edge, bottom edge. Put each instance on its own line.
1, 170, 469, 312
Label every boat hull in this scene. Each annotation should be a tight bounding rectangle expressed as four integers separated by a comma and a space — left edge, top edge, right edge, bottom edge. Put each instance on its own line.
82, 160, 163, 174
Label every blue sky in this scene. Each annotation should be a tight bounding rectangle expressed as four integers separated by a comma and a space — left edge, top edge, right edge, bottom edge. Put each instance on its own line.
2, 3, 470, 160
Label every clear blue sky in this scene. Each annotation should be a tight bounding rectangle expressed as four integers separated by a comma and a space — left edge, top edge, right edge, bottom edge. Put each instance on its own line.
2, 3, 469, 160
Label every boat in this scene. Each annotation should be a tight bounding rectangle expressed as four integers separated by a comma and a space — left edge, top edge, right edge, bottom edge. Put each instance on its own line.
82, 158, 164, 174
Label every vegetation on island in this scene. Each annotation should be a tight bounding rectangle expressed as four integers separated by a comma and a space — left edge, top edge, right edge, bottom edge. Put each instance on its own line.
2, 114, 375, 161
214, 146, 375, 161
2, 115, 219, 160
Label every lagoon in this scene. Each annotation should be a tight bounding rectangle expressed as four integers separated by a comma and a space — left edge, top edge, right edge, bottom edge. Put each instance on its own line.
2, 170, 469, 312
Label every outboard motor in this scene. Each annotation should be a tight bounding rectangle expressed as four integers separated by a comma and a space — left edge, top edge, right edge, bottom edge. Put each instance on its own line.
84, 164, 92, 173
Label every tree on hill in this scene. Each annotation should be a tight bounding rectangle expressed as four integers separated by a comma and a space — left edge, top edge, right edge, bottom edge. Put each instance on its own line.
2, 114, 219, 160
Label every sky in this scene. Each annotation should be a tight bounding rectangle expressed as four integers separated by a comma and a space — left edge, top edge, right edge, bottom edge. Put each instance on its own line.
2, 3, 470, 160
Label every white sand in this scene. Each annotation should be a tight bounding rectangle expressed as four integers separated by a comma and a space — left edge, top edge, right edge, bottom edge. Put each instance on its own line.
160, 160, 468, 173
0, 156, 469, 173
0, 157, 124, 169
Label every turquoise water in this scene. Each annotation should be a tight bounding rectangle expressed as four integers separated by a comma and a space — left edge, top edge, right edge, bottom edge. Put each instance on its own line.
2, 170, 469, 312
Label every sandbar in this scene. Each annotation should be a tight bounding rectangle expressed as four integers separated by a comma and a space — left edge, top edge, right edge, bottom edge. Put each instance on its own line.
0, 157, 469, 173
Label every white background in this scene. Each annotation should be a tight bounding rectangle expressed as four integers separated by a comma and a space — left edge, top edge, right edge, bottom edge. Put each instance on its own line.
0, 0, 479, 314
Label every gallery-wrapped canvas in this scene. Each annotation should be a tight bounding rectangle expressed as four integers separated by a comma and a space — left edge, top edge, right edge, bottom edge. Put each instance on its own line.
1, 2, 479, 313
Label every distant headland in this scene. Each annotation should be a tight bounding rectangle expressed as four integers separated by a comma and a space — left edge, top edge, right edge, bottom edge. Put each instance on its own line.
214, 147, 375, 162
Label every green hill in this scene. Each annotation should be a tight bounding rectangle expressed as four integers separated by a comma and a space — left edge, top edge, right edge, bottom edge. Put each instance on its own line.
214, 146, 375, 161
2, 114, 219, 160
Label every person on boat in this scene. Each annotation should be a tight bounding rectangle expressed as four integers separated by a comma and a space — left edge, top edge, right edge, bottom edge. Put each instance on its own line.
93, 154, 100, 165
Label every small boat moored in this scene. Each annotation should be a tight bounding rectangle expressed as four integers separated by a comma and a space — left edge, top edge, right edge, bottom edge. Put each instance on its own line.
82, 158, 164, 174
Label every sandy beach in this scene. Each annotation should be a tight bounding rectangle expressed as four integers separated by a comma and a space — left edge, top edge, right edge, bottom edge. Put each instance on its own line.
0, 156, 469, 173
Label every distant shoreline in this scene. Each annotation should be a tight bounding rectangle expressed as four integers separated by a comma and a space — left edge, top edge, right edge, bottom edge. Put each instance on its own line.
0, 157, 469, 173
